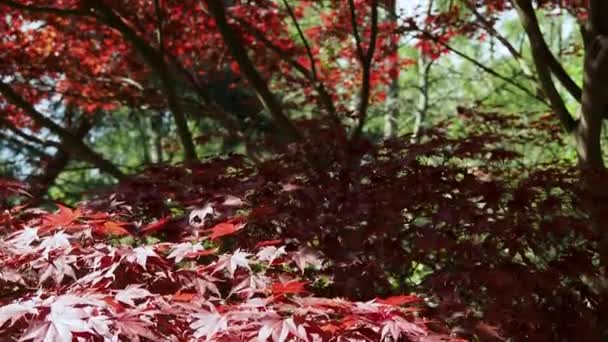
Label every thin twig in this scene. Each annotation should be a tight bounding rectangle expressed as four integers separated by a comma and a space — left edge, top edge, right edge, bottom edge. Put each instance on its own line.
351, 0, 379, 140
233, 15, 339, 124
420, 30, 547, 105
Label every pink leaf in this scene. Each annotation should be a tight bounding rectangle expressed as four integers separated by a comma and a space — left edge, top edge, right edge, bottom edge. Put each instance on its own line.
0, 300, 37, 328
114, 285, 152, 307
190, 310, 227, 340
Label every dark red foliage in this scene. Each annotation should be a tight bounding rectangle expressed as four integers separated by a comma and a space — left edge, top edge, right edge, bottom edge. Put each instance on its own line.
78, 112, 600, 341
0, 0, 601, 340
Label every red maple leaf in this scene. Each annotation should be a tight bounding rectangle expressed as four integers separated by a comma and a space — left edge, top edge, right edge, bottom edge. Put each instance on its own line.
96, 221, 131, 237
206, 219, 245, 240
376, 295, 421, 306
40, 204, 81, 233
139, 217, 171, 235
185, 248, 219, 259
172, 291, 197, 302
255, 239, 283, 248
271, 281, 308, 296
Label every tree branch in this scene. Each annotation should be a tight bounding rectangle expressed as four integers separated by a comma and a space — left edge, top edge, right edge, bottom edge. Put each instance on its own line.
280, 0, 339, 123
512, 0, 576, 132
282, 0, 318, 82
466, 0, 581, 102
464, 0, 522, 60
205, 0, 303, 143
153, 0, 165, 57
2, 0, 198, 162
422, 30, 546, 104
5, 0, 305, 154
0, 82, 126, 179
233, 16, 339, 126
351, 0, 379, 139
87, 1, 198, 162
347, 0, 366, 62
27, 116, 94, 202
0, 132, 49, 159
0, 116, 61, 149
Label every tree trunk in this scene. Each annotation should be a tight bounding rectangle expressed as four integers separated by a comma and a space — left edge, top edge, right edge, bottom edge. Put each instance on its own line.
576, 17, 608, 339
384, 0, 399, 138
411, 56, 432, 143
576, 36, 608, 171
28, 115, 94, 203
581, 3, 608, 339
411, 0, 435, 143
512, 2, 608, 336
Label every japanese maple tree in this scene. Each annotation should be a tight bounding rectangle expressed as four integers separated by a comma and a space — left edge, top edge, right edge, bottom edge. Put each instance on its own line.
2, 0, 608, 341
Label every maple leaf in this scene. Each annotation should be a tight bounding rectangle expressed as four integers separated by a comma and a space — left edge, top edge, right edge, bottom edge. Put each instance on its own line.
222, 195, 244, 206
380, 316, 427, 341
239, 297, 270, 309
191, 274, 222, 298
375, 295, 421, 306
112, 308, 158, 341
290, 247, 323, 272
0, 268, 25, 285
212, 249, 251, 278
294, 297, 351, 311
40, 205, 81, 232
271, 280, 308, 296
172, 291, 197, 302
0, 299, 37, 328
139, 217, 171, 235
114, 285, 152, 307
4, 226, 39, 253
255, 239, 283, 248
206, 220, 246, 240
475, 321, 506, 341
19, 295, 99, 342
74, 262, 120, 288
97, 221, 131, 237
352, 300, 385, 314
124, 246, 159, 269
36, 231, 72, 255
0, 177, 29, 196
256, 245, 286, 265
31, 254, 78, 285
187, 248, 218, 259
229, 273, 270, 298
167, 242, 208, 263
190, 310, 227, 341
257, 314, 308, 342
88, 314, 113, 340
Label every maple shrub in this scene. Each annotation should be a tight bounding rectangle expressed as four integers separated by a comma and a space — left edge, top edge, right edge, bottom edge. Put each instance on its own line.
0, 111, 600, 341
1, 0, 608, 341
